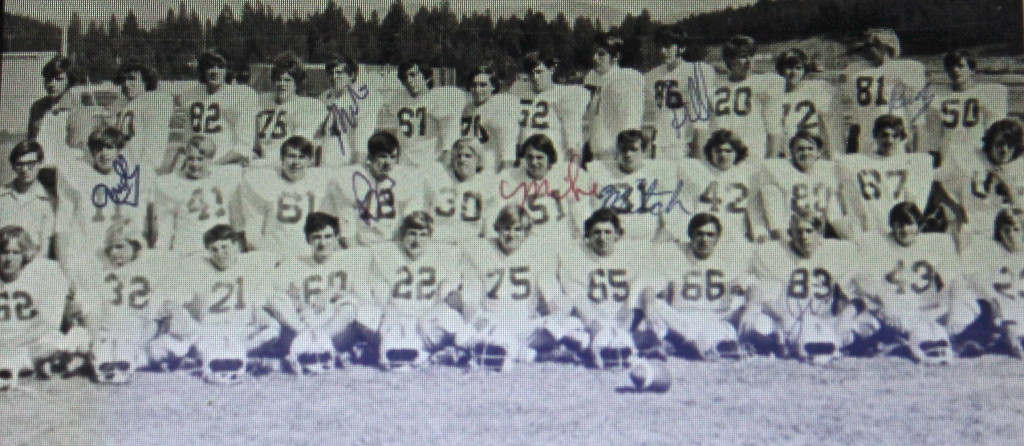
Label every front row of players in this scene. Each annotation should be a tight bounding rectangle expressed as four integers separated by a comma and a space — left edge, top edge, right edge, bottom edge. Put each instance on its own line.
4, 199, 1024, 388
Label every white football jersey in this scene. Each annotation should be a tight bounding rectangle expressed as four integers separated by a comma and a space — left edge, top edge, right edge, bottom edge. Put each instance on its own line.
758, 159, 844, 234
963, 239, 1024, 318
838, 153, 934, 233
940, 155, 1024, 237
710, 73, 785, 159
385, 86, 467, 168
180, 83, 259, 160
653, 240, 754, 313
154, 166, 244, 254
0, 182, 55, 256
589, 160, 679, 242
495, 164, 593, 245
324, 164, 426, 247
855, 234, 959, 316
559, 243, 651, 329
753, 239, 860, 318
927, 83, 1008, 167
234, 167, 333, 258
110, 91, 175, 171
73, 250, 175, 334
584, 67, 645, 159
254, 94, 326, 163
0, 259, 69, 346
645, 61, 717, 158
317, 84, 384, 167
673, 158, 762, 242
424, 164, 496, 244
462, 237, 561, 320
779, 79, 835, 147
181, 252, 277, 327
460, 93, 522, 169
841, 59, 927, 153
274, 247, 371, 326
518, 85, 590, 159
367, 242, 462, 317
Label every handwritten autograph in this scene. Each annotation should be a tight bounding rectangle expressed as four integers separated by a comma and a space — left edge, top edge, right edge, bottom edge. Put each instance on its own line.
92, 156, 141, 208
887, 83, 935, 124
598, 179, 691, 216
669, 63, 714, 138
327, 84, 371, 155
351, 170, 396, 224
499, 159, 598, 205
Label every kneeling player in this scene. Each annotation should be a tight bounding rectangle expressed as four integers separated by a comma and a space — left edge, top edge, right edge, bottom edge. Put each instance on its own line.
645, 213, 752, 360
963, 208, 1024, 357
273, 212, 368, 374
363, 212, 475, 369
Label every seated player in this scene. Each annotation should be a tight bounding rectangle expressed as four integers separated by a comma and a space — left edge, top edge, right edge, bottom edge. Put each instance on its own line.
644, 213, 753, 360
326, 131, 425, 247
154, 135, 244, 255
0, 140, 56, 258
173, 225, 280, 384
0, 225, 87, 391
838, 115, 934, 234
963, 208, 1024, 358
386, 60, 466, 168
583, 33, 644, 162
460, 65, 521, 172
495, 133, 592, 247
558, 209, 653, 368
361, 212, 475, 369
710, 35, 784, 159
253, 53, 326, 166
853, 203, 964, 365
317, 53, 383, 167
589, 129, 677, 243
775, 48, 837, 156
462, 204, 587, 371
424, 138, 497, 244
518, 51, 590, 162
109, 59, 176, 173
180, 50, 258, 165
235, 135, 332, 259
272, 212, 369, 374
740, 213, 874, 365
54, 127, 155, 268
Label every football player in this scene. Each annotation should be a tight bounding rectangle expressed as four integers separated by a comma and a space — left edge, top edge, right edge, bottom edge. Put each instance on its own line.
253, 53, 326, 166
154, 135, 244, 255
0, 225, 87, 390
962, 208, 1024, 357
424, 138, 497, 244
386, 60, 466, 168
0, 140, 56, 258
325, 131, 425, 247
174, 225, 280, 384
54, 127, 155, 268
317, 53, 383, 167
841, 28, 926, 154
588, 129, 677, 243
519, 51, 591, 162
235, 135, 331, 259
645, 213, 753, 360
272, 212, 369, 374
462, 204, 587, 370
460, 65, 521, 171
853, 202, 963, 364
558, 209, 652, 368
710, 35, 785, 159
644, 27, 716, 161
27, 56, 93, 165
838, 115, 935, 233
182, 50, 258, 165
775, 49, 838, 157
109, 59, 176, 173
361, 211, 475, 369
583, 33, 645, 162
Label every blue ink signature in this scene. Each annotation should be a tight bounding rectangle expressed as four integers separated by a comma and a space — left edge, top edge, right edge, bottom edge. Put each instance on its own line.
352, 170, 396, 224
887, 83, 935, 124
669, 64, 714, 138
328, 84, 371, 155
92, 156, 141, 208
598, 179, 691, 216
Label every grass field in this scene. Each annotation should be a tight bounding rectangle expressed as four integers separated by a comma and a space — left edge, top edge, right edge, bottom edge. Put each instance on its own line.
2, 356, 1023, 446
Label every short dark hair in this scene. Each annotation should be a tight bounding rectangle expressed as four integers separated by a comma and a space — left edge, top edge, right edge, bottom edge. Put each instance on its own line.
994, 208, 1024, 242
41, 56, 82, 86
517, 133, 558, 165
722, 35, 757, 61
9, 140, 44, 165
326, 53, 359, 79
654, 26, 685, 47
616, 129, 649, 153
687, 213, 722, 239
197, 51, 229, 82
397, 60, 434, 89
305, 212, 340, 238
888, 202, 923, 228
280, 135, 315, 159
493, 204, 532, 233
943, 50, 978, 72
367, 131, 401, 160
982, 118, 1024, 163
400, 211, 434, 235
593, 33, 626, 60
788, 129, 824, 152
203, 224, 242, 248
271, 52, 307, 89
465, 65, 500, 93
584, 208, 623, 237
522, 51, 559, 73
775, 48, 809, 77
114, 59, 159, 91
872, 114, 907, 140
703, 129, 749, 164
87, 127, 127, 154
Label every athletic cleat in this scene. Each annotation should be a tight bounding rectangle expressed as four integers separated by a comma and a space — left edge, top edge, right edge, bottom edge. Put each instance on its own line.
384, 349, 420, 369
471, 344, 507, 371
598, 347, 632, 369
204, 358, 246, 385
802, 342, 838, 366
295, 351, 335, 375
919, 340, 952, 365
715, 340, 744, 360
94, 361, 133, 384
0, 368, 15, 392
430, 346, 467, 367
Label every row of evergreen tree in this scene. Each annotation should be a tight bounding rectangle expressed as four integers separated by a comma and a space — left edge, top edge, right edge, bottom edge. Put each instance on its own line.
3, 0, 1021, 85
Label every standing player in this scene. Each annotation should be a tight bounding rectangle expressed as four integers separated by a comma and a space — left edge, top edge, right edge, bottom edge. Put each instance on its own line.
710, 35, 785, 160
182, 51, 258, 165
235, 135, 332, 259
425, 138, 496, 244
775, 49, 837, 157
963, 208, 1024, 357
385, 60, 466, 169
317, 53, 383, 167
841, 28, 926, 154
27, 56, 92, 165
645, 27, 716, 161
518, 51, 591, 162
272, 213, 369, 374
460, 66, 521, 172
645, 213, 753, 360
109, 59, 176, 173
253, 53, 326, 166
583, 34, 645, 162
0, 141, 56, 258
154, 135, 244, 255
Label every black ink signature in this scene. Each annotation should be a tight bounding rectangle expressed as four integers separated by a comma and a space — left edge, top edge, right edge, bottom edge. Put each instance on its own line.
598, 179, 691, 216
669, 64, 714, 138
92, 156, 141, 208
887, 83, 935, 124
351, 170, 396, 224
328, 84, 371, 155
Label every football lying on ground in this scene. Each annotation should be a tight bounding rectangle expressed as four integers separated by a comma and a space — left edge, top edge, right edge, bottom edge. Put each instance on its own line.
628, 360, 672, 393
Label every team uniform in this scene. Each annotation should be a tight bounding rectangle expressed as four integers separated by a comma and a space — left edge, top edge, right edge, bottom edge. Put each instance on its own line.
779, 80, 836, 154
110, 90, 175, 171
423, 164, 497, 244
926, 83, 1008, 168
583, 67, 645, 160
710, 73, 785, 159
838, 152, 934, 233
29, 87, 99, 165
180, 83, 259, 161
153, 167, 244, 255
840, 60, 926, 153
673, 159, 763, 242
385, 86, 466, 168
253, 94, 326, 165
317, 84, 384, 167
460, 93, 522, 171
758, 159, 847, 238
0, 181, 56, 257
645, 61, 717, 160
324, 164, 425, 247
588, 160, 678, 243
234, 167, 333, 259
939, 154, 1024, 237
495, 164, 592, 246
517, 85, 590, 160
963, 239, 1024, 349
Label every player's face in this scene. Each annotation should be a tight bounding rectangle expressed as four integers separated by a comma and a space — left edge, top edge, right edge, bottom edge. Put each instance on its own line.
204, 65, 228, 89
274, 73, 298, 102
281, 147, 312, 181
782, 63, 805, 88
522, 147, 553, 180
789, 219, 822, 256
470, 74, 494, 106
11, 154, 41, 186
105, 240, 136, 268
726, 56, 751, 79
92, 145, 120, 174
528, 63, 554, 93
45, 73, 69, 98
402, 66, 429, 96
0, 243, 25, 282
496, 223, 529, 253
617, 140, 646, 174
330, 66, 355, 91
874, 128, 904, 155
450, 145, 480, 181
367, 152, 397, 179
690, 223, 721, 259
307, 226, 340, 262
400, 227, 431, 259
182, 145, 213, 179
710, 143, 738, 171
999, 220, 1024, 252
587, 222, 621, 257
120, 71, 147, 100
660, 44, 680, 64
208, 239, 241, 271
790, 138, 820, 172
988, 138, 1016, 165
946, 59, 975, 89
891, 221, 919, 247
592, 47, 616, 75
